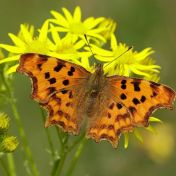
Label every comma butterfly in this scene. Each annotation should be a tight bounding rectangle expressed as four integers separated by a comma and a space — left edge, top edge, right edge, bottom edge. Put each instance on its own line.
17, 53, 176, 148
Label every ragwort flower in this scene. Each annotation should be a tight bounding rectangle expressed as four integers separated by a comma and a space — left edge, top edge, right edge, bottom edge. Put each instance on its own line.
0, 21, 53, 73
92, 34, 160, 79
49, 6, 107, 43
49, 25, 92, 71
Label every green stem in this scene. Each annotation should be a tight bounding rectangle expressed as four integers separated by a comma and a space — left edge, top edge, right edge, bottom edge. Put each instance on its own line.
1, 72, 39, 176
53, 149, 67, 176
7, 153, 16, 176
67, 132, 86, 153
40, 108, 55, 159
0, 157, 10, 176
52, 134, 69, 176
66, 138, 87, 176
55, 127, 64, 148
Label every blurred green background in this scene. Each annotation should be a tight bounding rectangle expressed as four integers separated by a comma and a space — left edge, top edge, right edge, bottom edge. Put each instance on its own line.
0, 0, 176, 176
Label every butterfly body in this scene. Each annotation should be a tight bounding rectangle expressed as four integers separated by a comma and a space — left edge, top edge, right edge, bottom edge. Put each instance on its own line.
17, 54, 176, 148
83, 64, 108, 116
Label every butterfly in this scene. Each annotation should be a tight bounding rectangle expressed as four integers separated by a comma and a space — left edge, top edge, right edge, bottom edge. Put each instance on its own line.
17, 53, 176, 148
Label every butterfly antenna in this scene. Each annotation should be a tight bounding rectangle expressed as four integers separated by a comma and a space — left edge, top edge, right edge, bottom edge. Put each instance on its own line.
84, 34, 95, 57
104, 46, 132, 68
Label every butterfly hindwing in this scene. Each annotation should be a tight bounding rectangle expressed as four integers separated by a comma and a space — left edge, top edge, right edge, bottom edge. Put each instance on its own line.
42, 88, 86, 134
87, 99, 133, 148
108, 76, 176, 126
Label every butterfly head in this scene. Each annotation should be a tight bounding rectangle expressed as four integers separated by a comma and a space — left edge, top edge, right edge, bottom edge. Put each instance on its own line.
94, 63, 104, 76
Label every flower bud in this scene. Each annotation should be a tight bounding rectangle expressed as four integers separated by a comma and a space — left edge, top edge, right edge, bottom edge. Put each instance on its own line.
0, 136, 18, 153
0, 113, 10, 134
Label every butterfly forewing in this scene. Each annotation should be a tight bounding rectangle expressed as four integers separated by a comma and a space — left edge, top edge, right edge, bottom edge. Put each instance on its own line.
17, 54, 90, 103
108, 76, 176, 126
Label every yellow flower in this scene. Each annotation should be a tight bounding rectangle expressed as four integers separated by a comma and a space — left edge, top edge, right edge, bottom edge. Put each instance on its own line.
49, 6, 107, 43
95, 18, 117, 46
91, 34, 160, 78
49, 25, 92, 71
0, 21, 55, 73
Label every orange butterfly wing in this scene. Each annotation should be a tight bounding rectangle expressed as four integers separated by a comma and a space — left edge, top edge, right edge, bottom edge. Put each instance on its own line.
108, 76, 176, 126
87, 76, 175, 148
87, 99, 132, 148
17, 54, 90, 103
17, 53, 90, 134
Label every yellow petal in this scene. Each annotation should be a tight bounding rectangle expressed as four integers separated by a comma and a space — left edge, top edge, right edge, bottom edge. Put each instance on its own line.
110, 34, 117, 50
50, 10, 69, 27
53, 27, 69, 32
73, 6, 81, 22
20, 24, 33, 43
0, 44, 25, 54
62, 7, 73, 22
50, 24, 61, 44
6, 64, 19, 74
84, 17, 104, 29
135, 48, 154, 61
0, 55, 21, 64
74, 40, 85, 49
8, 33, 25, 47
87, 33, 106, 42
39, 20, 49, 42
130, 66, 150, 77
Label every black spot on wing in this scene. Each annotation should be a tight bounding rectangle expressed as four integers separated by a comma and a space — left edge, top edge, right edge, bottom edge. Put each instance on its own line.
131, 80, 141, 92
132, 98, 140, 105
68, 71, 73, 76
48, 87, 56, 94
54, 62, 65, 72
58, 110, 63, 116
69, 91, 73, 98
120, 93, 127, 100
129, 106, 136, 115
63, 79, 69, 86
70, 66, 75, 72
121, 80, 126, 84
107, 112, 111, 118
151, 92, 157, 98
140, 95, 146, 102
109, 103, 115, 109
49, 78, 56, 84
117, 103, 123, 109
45, 72, 50, 79
121, 84, 126, 89
37, 64, 42, 70
61, 90, 68, 94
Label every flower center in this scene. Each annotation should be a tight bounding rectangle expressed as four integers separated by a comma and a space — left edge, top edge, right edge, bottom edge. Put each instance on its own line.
57, 44, 76, 54
69, 22, 87, 34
